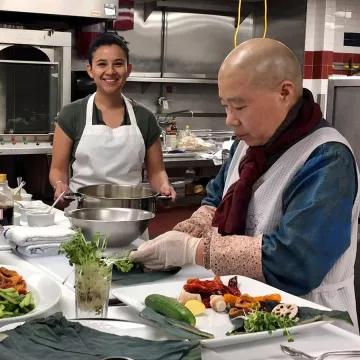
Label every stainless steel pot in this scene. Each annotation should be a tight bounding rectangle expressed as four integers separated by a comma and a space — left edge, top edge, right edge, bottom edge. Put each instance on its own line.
67, 208, 154, 247
65, 184, 171, 213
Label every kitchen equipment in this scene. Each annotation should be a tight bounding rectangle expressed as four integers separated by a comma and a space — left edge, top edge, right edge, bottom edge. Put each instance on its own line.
280, 345, 360, 359
27, 211, 55, 227
65, 184, 171, 214
67, 208, 154, 247
0, 0, 117, 20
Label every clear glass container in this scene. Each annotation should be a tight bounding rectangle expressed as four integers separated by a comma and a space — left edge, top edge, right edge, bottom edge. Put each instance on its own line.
75, 263, 113, 318
0, 60, 60, 134
0, 174, 14, 226
184, 168, 196, 196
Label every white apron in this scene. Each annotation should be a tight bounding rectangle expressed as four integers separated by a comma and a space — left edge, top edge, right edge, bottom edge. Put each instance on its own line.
69, 93, 148, 240
70, 93, 145, 192
222, 127, 360, 334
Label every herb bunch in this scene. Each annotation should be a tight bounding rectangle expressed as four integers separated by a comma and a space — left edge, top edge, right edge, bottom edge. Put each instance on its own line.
59, 228, 134, 272
244, 310, 298, 342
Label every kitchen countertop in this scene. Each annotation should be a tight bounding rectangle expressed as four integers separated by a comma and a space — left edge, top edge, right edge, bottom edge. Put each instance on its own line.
1, 250, 360, 359
2, 209, 360, 359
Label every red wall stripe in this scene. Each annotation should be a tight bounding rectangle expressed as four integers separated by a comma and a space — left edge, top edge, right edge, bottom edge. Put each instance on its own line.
304, 51, 360, 79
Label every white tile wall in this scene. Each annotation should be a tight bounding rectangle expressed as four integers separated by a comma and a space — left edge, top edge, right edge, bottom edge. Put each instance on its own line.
306, 0, 360, 53
334, 0, 360, 53
304, 0, 360, 111
305, 0, 336, 51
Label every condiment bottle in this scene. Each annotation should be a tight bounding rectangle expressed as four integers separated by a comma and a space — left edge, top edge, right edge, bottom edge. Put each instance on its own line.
185, 124, 191, 137
0, 174, 14, 226
184, 168, 196, 196
170, 118, 178, 149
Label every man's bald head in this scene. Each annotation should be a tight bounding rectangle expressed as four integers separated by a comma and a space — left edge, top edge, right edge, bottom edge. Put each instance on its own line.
218, 38, 305, 146
219, 38, 303, 99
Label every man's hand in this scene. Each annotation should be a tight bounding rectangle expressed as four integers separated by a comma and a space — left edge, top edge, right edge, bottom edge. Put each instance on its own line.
131, 231, 201, 270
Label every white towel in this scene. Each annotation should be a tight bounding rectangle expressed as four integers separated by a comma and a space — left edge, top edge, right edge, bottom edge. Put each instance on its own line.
4, 225, 75, 246
10, 242, 61, 257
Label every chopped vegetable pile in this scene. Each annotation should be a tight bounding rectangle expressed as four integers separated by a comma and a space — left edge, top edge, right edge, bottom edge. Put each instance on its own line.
0, 288, 35, 319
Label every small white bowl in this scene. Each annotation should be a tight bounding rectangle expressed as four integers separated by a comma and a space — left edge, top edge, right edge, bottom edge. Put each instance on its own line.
13, 212, 21, 225
16, 202, 48, 222
20, 193, 33, 202
27, 211, 55, 227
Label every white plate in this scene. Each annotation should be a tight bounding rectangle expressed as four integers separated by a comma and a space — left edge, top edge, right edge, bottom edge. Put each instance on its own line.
0, 265, 62, 326
112, 275, 328, 349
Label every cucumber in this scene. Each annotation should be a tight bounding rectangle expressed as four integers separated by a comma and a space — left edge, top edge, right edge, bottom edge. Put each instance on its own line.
145, 294, 196, 326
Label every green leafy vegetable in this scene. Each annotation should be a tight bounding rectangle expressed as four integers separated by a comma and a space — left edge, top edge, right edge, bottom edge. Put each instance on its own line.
58, 228, 134, 273
228, 310, 298, 342
297, 307, 353, 326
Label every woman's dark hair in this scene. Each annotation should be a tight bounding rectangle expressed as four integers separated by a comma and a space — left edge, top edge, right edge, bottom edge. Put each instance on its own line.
88, 32, 130, 65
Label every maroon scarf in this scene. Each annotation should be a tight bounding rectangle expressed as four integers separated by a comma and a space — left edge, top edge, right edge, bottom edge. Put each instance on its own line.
212, 89, 323, 235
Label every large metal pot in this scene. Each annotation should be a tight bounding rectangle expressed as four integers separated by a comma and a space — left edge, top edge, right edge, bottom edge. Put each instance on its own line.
65, 184, 171, 213
67, 208, 154, 247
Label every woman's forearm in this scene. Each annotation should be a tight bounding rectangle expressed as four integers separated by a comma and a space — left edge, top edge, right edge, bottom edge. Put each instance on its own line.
148, 169, 170, 192
49, 168, 69, 188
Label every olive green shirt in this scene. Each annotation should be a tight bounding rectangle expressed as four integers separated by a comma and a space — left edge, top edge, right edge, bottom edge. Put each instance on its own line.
56, 94, 161, 167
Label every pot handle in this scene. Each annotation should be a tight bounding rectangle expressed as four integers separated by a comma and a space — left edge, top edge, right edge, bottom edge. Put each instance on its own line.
63, 193, 82, 201
157, 195, 173, 201
63, 193, 84, 208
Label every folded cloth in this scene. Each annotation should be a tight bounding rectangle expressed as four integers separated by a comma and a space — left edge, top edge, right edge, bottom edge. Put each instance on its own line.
0, 312, 202, 360
10, 242, 61, 257
4, 225, 74, 246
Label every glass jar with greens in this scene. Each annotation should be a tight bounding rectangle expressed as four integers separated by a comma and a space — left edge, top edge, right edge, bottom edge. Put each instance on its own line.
75, 262, 113, 318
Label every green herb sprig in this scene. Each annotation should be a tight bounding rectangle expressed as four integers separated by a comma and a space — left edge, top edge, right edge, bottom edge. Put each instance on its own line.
59, 228, 134, 272
244, 310, 298, 342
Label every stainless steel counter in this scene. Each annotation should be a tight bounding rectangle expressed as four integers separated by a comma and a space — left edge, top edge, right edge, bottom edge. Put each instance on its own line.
0, 145, 220, 169
0, 142, 53, 155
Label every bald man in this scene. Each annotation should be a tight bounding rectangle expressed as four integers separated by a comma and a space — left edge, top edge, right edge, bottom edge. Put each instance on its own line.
132, 39, 359, 332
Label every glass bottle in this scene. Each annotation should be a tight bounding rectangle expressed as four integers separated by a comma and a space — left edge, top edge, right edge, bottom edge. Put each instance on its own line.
0, 174, 14, 226
185, 124, 191, 137
170, 118, 178, 149
184, 168, 196, 196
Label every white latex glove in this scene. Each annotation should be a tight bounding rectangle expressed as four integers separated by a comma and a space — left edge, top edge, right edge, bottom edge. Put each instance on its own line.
131, 231, 201, 270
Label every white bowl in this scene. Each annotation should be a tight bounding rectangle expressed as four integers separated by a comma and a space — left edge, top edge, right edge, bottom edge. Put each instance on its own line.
13, 212, 21, 225
15, 202, 48, 222
20, 193, 33, 201
27, 211, 55, 227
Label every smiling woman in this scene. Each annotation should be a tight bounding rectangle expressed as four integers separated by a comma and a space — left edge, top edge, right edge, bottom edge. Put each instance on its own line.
49, 32, 176, 213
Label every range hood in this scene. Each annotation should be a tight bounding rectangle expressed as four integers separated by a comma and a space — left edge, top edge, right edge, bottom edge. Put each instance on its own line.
0, 0, 118, 29
142, 0, 255, 22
